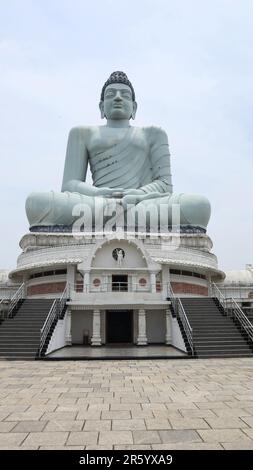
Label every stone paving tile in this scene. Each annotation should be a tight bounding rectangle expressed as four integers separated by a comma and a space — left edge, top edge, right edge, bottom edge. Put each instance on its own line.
112, 419, 146, 431
76, 411, 102, 420
114, 445, 152, 450
5, 411, 44, 421
12, 421, 47, 433
241, 428, 253, 439
222, 441, 253, 450
240, 416, 253, 427
0, 421, 18, 432
195, 401, 231, 409
145, 418, 171, 430
87, 404, 110, 411
165, 402, 198, 411
132, 430, 161, 445
179, 409, 217, 418
211, 408, 251, 418
22, 432, 69, 447
40, 411, 77, 421
110, 403, 142, 411
159, 429, 202, 444
99, 431, 133, 445
197, 428, 250, 443
0, 433, 28, 446
39, 446, 85, 450
67, 432, 99, 446
44, 420, 84, 432
102, 410, 131, 420
83, 420, 111, 431
85, 445, 114, 450
170, 417, 210, 430
205, 417, 249, 429
153, 443, 223, 450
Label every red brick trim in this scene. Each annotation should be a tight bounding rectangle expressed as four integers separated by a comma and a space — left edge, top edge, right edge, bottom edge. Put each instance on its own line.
249, 292, 253, 299
171, 282, 208, 296
27, 282, 66, 296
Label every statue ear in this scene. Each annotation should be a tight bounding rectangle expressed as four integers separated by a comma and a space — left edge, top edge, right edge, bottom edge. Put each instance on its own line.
131, 101, 137, 120
99, 101, 105, 119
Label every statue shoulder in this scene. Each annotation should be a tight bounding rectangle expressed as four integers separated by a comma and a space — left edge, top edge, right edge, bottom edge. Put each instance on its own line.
68, 126, 92, 139
143, 126, 169, 145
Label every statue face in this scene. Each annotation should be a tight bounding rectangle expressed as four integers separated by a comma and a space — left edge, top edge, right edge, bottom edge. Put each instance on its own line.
100, 83, 137, 120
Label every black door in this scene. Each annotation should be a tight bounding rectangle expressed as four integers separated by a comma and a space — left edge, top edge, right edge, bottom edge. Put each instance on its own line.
106, 310, 133, 343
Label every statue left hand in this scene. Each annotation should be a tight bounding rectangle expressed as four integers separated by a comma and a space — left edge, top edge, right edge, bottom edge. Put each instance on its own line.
122, 192, 161, 209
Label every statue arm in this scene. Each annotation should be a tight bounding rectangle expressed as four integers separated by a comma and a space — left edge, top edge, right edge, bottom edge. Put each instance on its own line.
61, 127, 97, 196
139, 127, 173, 195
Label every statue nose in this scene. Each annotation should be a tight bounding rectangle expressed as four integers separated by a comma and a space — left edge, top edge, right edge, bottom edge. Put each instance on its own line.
114, 92, 123, 101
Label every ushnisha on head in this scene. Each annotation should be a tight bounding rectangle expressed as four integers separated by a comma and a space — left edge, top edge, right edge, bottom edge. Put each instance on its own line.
99, 71, 137, 121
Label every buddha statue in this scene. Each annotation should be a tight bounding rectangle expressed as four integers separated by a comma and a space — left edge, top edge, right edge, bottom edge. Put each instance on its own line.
25, 71, 211, 233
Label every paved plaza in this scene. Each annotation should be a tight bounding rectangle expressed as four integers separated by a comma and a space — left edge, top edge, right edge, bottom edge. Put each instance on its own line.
0, 358, 253, 450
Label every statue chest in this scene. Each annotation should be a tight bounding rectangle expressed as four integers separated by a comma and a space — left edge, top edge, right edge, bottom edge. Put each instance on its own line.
87, 127, 149, 159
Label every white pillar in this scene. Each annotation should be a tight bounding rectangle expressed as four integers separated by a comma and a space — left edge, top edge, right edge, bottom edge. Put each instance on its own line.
67, 265, 76, 294
162, 266, 170, 299
150, 272, 157, 293
65, 307, 72, 345
132, 274, 137, 292
137, 308, 147, 345
165, 308, 172, 345
91, 309, 102, 346
83, 271, 90, 293
102, 273, 109, 292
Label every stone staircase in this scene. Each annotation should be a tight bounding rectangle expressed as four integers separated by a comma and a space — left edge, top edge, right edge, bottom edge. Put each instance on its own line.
180, 297, 253, 358
0, 299, 54, 359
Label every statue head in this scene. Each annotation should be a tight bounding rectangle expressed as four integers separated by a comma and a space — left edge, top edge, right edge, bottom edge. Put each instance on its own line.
99, 71, 137, 121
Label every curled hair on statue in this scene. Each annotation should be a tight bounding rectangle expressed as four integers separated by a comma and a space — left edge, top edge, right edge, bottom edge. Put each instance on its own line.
101, 71, 135, 101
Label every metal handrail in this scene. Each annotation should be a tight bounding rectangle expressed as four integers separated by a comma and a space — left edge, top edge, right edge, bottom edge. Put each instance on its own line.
39, 285, 69, 356
212, 283, 253, 343
177, 298, 194, 355
58, 284, 68, 316
228, 297, 253, 342
167, 282, 194, 355
211, 283, 228, 312
8, 283, 26, 318
39, 300, 58, 356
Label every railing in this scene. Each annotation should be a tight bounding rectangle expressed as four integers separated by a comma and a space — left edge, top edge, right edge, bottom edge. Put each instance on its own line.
39, 300, 58, 356
39, 285, 69, 356
167, 282, 177, 316
212, 282, 253, 344
211, 283, 228, 312
227, 297, 253, 343
58, 284, 69, 316
72, 281, 155, 293
177, 298, 194, 355
167, 282, 194, 355
8, 283, 26, 318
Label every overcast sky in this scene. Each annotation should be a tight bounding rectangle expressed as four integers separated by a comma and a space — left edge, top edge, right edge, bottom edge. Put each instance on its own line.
0, 0, 252, 272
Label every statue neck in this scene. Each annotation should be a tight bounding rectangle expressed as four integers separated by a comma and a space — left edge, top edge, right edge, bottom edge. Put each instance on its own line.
106, 119, 130, 128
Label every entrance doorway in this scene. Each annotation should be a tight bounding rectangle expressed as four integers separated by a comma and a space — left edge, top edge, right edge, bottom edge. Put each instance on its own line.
112, 275, 128, 291
106, 310, 133, 343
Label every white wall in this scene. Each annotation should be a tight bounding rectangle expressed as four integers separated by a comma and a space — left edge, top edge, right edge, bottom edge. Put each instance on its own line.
146, 310, 166, 343
46, 314, 68, 354
71, 310, 93, 344
171, 318, 187, 352
92, 241, 147, 269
